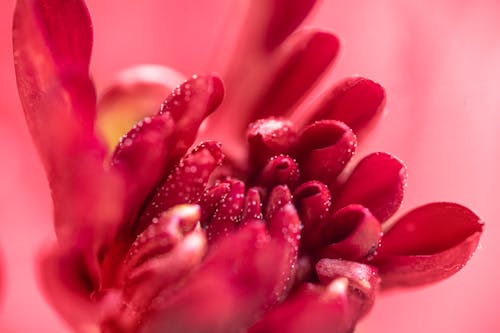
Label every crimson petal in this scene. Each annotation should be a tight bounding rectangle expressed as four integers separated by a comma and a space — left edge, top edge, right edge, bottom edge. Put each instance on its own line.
320, 204, 382, 261
332, 152, 407, 223
136, 141, 223, 234
375, 202, 483, 288
316, 259, 380, 318
252, 29, 340, 121
248, 282, 358, 333
306, 77, 386, 134
256, 155, 300, 190
297, 120, 357, 184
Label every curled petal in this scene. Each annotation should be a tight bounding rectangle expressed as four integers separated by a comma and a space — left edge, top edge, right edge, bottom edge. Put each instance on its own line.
247, 118, 298, 168
316, 259, 380, 318
118, 230, 207, 331
141, 223, 284, 333
249, 282, 358, 333
306, 77, 386, 134
320, 204, 382, 261
136, 141, 223, 234
293, 181, 331, 251
159, 74, 224, 167
206, 180, 246, 242
375, 202, 484, 288
97, 65, 185, 149
120, 205, 201, 284
256, 155, 300, 190
252, 29, 340, 121
332, 152, 407, 223
297, 120, 356, 183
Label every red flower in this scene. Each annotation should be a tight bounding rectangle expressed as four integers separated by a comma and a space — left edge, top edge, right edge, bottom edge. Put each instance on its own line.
13, 0, 483, 332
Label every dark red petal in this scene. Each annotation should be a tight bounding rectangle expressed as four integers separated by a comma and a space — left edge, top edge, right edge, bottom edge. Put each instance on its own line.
297, 120, 357, 183
120, 205, 201, 284
332, 152, 407, 223
141, 223, 284, 333
256, 155, 300, 190
375, 202, 484, 288
111, 113, 175, 232
248, 282, 358, 333
293, 181, 331, 251
267, 204, 301, 304
320, 204, 381, 261
247, 117, 298, 168
306, 77, 386, 134
265, 185, 292, 222
206, 180, 246, 242
199, 182, 231, 227
252, 29, 340, 121
242, 187, 264, 224
135, 141, 223, 234
263, 0, 318, 50
316, 259, 380, 318
159, 74, 224, 167
97, 65, 184, 149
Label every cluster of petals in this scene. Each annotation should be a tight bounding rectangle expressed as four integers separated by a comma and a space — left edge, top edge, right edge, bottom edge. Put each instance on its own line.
12, 0, 483, 333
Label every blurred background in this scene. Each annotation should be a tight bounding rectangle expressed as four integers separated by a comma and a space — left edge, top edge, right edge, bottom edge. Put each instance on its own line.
1, 0, 499, 331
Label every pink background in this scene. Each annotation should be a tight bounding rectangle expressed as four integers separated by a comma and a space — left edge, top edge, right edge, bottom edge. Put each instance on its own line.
1, 0, 499, 332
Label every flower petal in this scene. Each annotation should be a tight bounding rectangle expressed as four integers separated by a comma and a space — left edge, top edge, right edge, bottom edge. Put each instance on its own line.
252, 29, 340, 121
97, 65, 185, 150
159, 74, 224, 167
248, 282, 358, 333
374, 202, 484, 288
13, 0, 95, 148
247, 117, 298, 168
136, 141, 223, 234
293, 181, 331, 251
305, 77, 386, 134
332, 152, 407, 223
297, 120, 357, 184
320, 204, 382, 261
256, 155, 300, 190
265, 185, 292, 222
316, 259, 380, 318
242, 187, 264, 223
141, 223, 285, 333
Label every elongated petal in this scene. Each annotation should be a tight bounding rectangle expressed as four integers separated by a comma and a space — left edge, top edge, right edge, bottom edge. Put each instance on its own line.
141, 223, 284, 333
375, 202, 483, 288
248, 282, 357, 333
136, 141, 223, 234
332, 152, 407, 223
320, 204, 381, 261
159, 74, 224, 165
13, 0, 95, 149
316, 259, 380, 318
199, 182, 232, 226
265, 185, 292, 222
242, 187, 264, 223
97, 65, 185, 149
297, 120, 357, 183
306, 77, 386, 134
252, 29, 340, 121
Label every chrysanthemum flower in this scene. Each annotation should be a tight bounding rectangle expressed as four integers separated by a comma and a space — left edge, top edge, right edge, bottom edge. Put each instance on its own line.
13, 0, 483, 332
